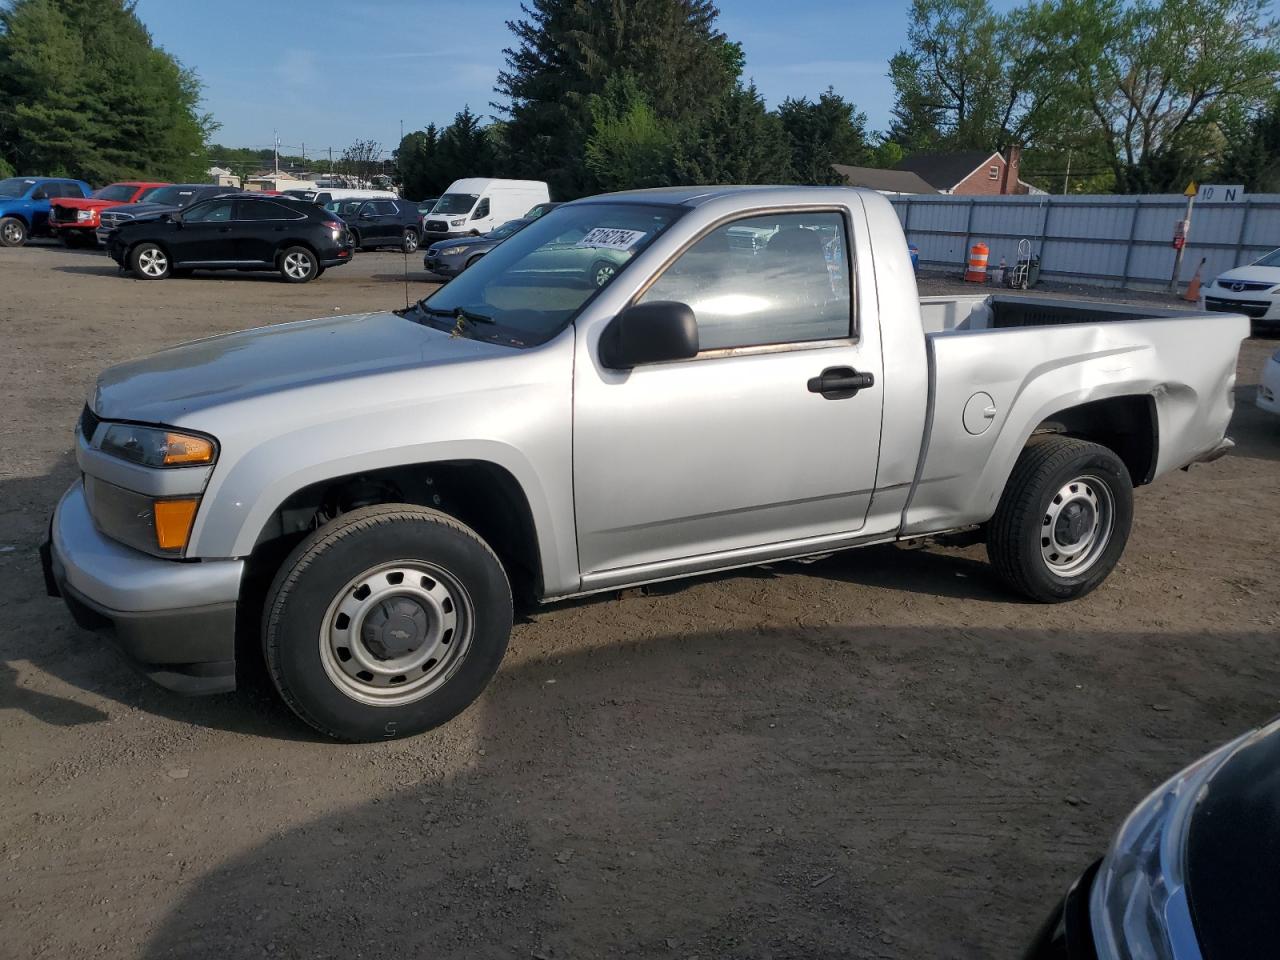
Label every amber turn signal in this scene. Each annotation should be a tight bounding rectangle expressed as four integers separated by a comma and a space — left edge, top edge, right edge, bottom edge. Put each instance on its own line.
163, 433, 215, 466
153, 498, 199, 551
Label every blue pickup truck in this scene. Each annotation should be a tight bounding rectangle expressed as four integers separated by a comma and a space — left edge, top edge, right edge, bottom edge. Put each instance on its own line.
0, 176, 93, 247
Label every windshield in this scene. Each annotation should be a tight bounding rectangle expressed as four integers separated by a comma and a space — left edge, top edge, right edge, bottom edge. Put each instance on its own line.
416, 202, 681, 348
93, 184, 139, 202
487, 219, 529, 240
139, 186, 196, 206
1254, 248, 1280, 268
433, 193, 478, 215
0, 177, 37, 198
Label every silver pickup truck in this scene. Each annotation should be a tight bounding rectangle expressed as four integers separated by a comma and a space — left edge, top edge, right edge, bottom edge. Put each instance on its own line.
43, 186, 1247, 741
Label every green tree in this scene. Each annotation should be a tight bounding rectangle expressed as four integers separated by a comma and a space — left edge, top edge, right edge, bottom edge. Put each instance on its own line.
671, 83, 792, 185
496, 0, 739, 197
1218, 90, 1280, 191
394, 124, 440, 199
777, 87, 871, 184
583, 72, 677, 191
435, 106, 497, 187
1029, 0, 1280, 193
0, 0, 214, 181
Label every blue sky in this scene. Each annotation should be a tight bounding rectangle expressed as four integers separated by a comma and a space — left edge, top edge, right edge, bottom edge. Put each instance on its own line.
133, 0, 1019, 160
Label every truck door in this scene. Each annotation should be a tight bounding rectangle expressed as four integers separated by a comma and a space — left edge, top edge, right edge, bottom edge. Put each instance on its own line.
572, 208, 884, 578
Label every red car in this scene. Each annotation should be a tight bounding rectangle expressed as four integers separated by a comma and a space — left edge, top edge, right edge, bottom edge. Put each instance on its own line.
49, 181, 169, 247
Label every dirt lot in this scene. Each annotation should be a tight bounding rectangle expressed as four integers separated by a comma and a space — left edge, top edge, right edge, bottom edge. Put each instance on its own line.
2, 241, 1278, 960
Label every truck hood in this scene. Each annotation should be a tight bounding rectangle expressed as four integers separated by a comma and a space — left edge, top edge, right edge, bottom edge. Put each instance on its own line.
92, 311, 509, 424
54, 197, 131, 211
1214, 265, 1280, 288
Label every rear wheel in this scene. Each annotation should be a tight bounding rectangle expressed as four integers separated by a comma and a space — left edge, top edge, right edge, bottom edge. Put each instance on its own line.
592, 259, 618, 287
129, 242, 170, 279
279, 246, 318, 283
348, 230, 362, 252
263, 504, 513, 741
986, 436, 1133, 602
0, 217, 28, 247
403, 229, 419, 254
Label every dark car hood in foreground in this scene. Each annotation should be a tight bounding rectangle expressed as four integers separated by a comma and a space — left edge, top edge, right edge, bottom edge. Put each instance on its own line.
427, 235, 491, 253
91, 311, 506, 423
103, 201, 180, 219
1186, 719, 1280, 960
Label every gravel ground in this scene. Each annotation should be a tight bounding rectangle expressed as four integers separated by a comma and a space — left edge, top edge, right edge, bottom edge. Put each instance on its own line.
2, 240, 1278, 960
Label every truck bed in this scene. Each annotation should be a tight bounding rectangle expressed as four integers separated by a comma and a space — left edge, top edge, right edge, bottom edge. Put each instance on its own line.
902, 293, 1248, 537
918, 293, 1198, 334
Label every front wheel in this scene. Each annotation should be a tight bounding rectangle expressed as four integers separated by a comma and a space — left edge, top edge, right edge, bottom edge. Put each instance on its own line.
263, 504, 513, 741
129, 242, 171, 279
986, 436, 1133, 602
279, 245, 318, 283
592, 259, 618, 287
402, 229, 419, 253
0, 216, 28, 247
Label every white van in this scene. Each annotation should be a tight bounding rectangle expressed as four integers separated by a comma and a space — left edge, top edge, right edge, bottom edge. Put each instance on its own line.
283, 187, 399, 206
422, 178, 550, 240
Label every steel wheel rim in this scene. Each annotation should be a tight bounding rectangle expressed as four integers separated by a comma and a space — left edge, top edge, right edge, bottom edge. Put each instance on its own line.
1, 221, 20, 244
1041, 474, 1114, 577
595, 263, 615, 286
404, 231, 418, 252
284, 252, 312, 279
138, 247, 167, 277
318, 560, 474, 706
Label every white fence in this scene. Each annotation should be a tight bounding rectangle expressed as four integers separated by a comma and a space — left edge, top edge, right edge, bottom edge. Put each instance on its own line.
888, 193, 1280, 291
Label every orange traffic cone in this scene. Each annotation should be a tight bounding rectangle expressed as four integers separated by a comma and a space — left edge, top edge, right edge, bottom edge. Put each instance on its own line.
1183, 257, 1206, 302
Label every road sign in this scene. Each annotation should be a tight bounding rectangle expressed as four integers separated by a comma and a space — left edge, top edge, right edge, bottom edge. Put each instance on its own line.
1196, 184, 1245, 203
1184, 181, 1198, 197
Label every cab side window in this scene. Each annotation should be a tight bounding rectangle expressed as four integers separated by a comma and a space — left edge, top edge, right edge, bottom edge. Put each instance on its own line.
638, 211, 853, 352
473, 197, 490, 219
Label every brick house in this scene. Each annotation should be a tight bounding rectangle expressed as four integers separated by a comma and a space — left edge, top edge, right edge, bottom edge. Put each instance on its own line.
892, 147, 1039, 196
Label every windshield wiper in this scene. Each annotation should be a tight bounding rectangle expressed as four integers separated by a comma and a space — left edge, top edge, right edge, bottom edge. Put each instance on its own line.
413, 304, 497, 338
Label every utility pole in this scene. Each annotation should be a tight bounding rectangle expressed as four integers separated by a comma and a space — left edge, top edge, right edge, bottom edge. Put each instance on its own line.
273, 129, 280, 174
1169, 182, 1197, 293
400, 119, 404, 143
1062, 151, 1071, 195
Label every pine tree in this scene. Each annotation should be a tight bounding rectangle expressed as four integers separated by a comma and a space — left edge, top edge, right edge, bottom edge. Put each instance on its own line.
778, 88, 872, 184
0, 0, 212, 181
496, 0, 738, 197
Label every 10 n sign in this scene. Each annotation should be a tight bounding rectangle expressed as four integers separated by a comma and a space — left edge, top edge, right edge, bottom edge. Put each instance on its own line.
1197, 184, 1246, 202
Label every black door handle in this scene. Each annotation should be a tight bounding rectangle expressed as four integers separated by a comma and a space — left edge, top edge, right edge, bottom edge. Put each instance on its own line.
807, 366, 875, 399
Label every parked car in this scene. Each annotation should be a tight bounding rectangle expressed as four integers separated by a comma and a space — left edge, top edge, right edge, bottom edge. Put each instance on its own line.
104, 194, 353, 282
96, 184, 242, 245
49, 181, 169, 247
0, 176, 92, 247
1258, 346, 1280, 416
1203, 246, 1280, 332
1025, 717, 1280, 960
283, 187, 399, 206
338, 197, 423, 252
421, 178, 550, 241
423, 217, 532, 277
44, 186, 1245, 740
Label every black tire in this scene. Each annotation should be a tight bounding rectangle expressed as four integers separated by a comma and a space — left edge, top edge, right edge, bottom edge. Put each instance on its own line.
348, 230, 362, 251
263, 504, 513, 742
986, 436, 1133, 602
403, 229, 419, 254
129, 242, 171, 279
0, 216, 28, 247
278, 245, 319, 283
63, 232, 96, 249
464, 254, 484, 271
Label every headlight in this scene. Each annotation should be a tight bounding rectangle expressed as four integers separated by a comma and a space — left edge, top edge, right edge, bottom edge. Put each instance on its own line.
450, 218, 465, 227
438, 245, 468, 256
99, 423, 216, 468
1090, 732, 1253, 959
76, 209, 94, 222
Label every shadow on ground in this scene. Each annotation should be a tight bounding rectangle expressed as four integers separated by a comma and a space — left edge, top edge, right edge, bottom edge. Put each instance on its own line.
133, 622, 1279, 960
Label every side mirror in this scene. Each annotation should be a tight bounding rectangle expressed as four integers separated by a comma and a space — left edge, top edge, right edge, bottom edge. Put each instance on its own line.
600, 301, 699, 369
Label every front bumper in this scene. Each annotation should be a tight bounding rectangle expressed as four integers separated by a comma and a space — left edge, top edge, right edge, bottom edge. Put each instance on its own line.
43, 481, 244, 694
1022, 860, 1101, 960
423, 254, 464, 277
1204, 292, 1280, 325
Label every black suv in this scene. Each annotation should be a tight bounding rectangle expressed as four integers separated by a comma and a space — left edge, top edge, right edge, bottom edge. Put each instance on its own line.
106, 195, 354, 283
337, 198, 422, 253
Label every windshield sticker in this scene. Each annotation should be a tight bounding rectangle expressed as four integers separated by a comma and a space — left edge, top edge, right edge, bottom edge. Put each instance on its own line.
577, 227, 646, 251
